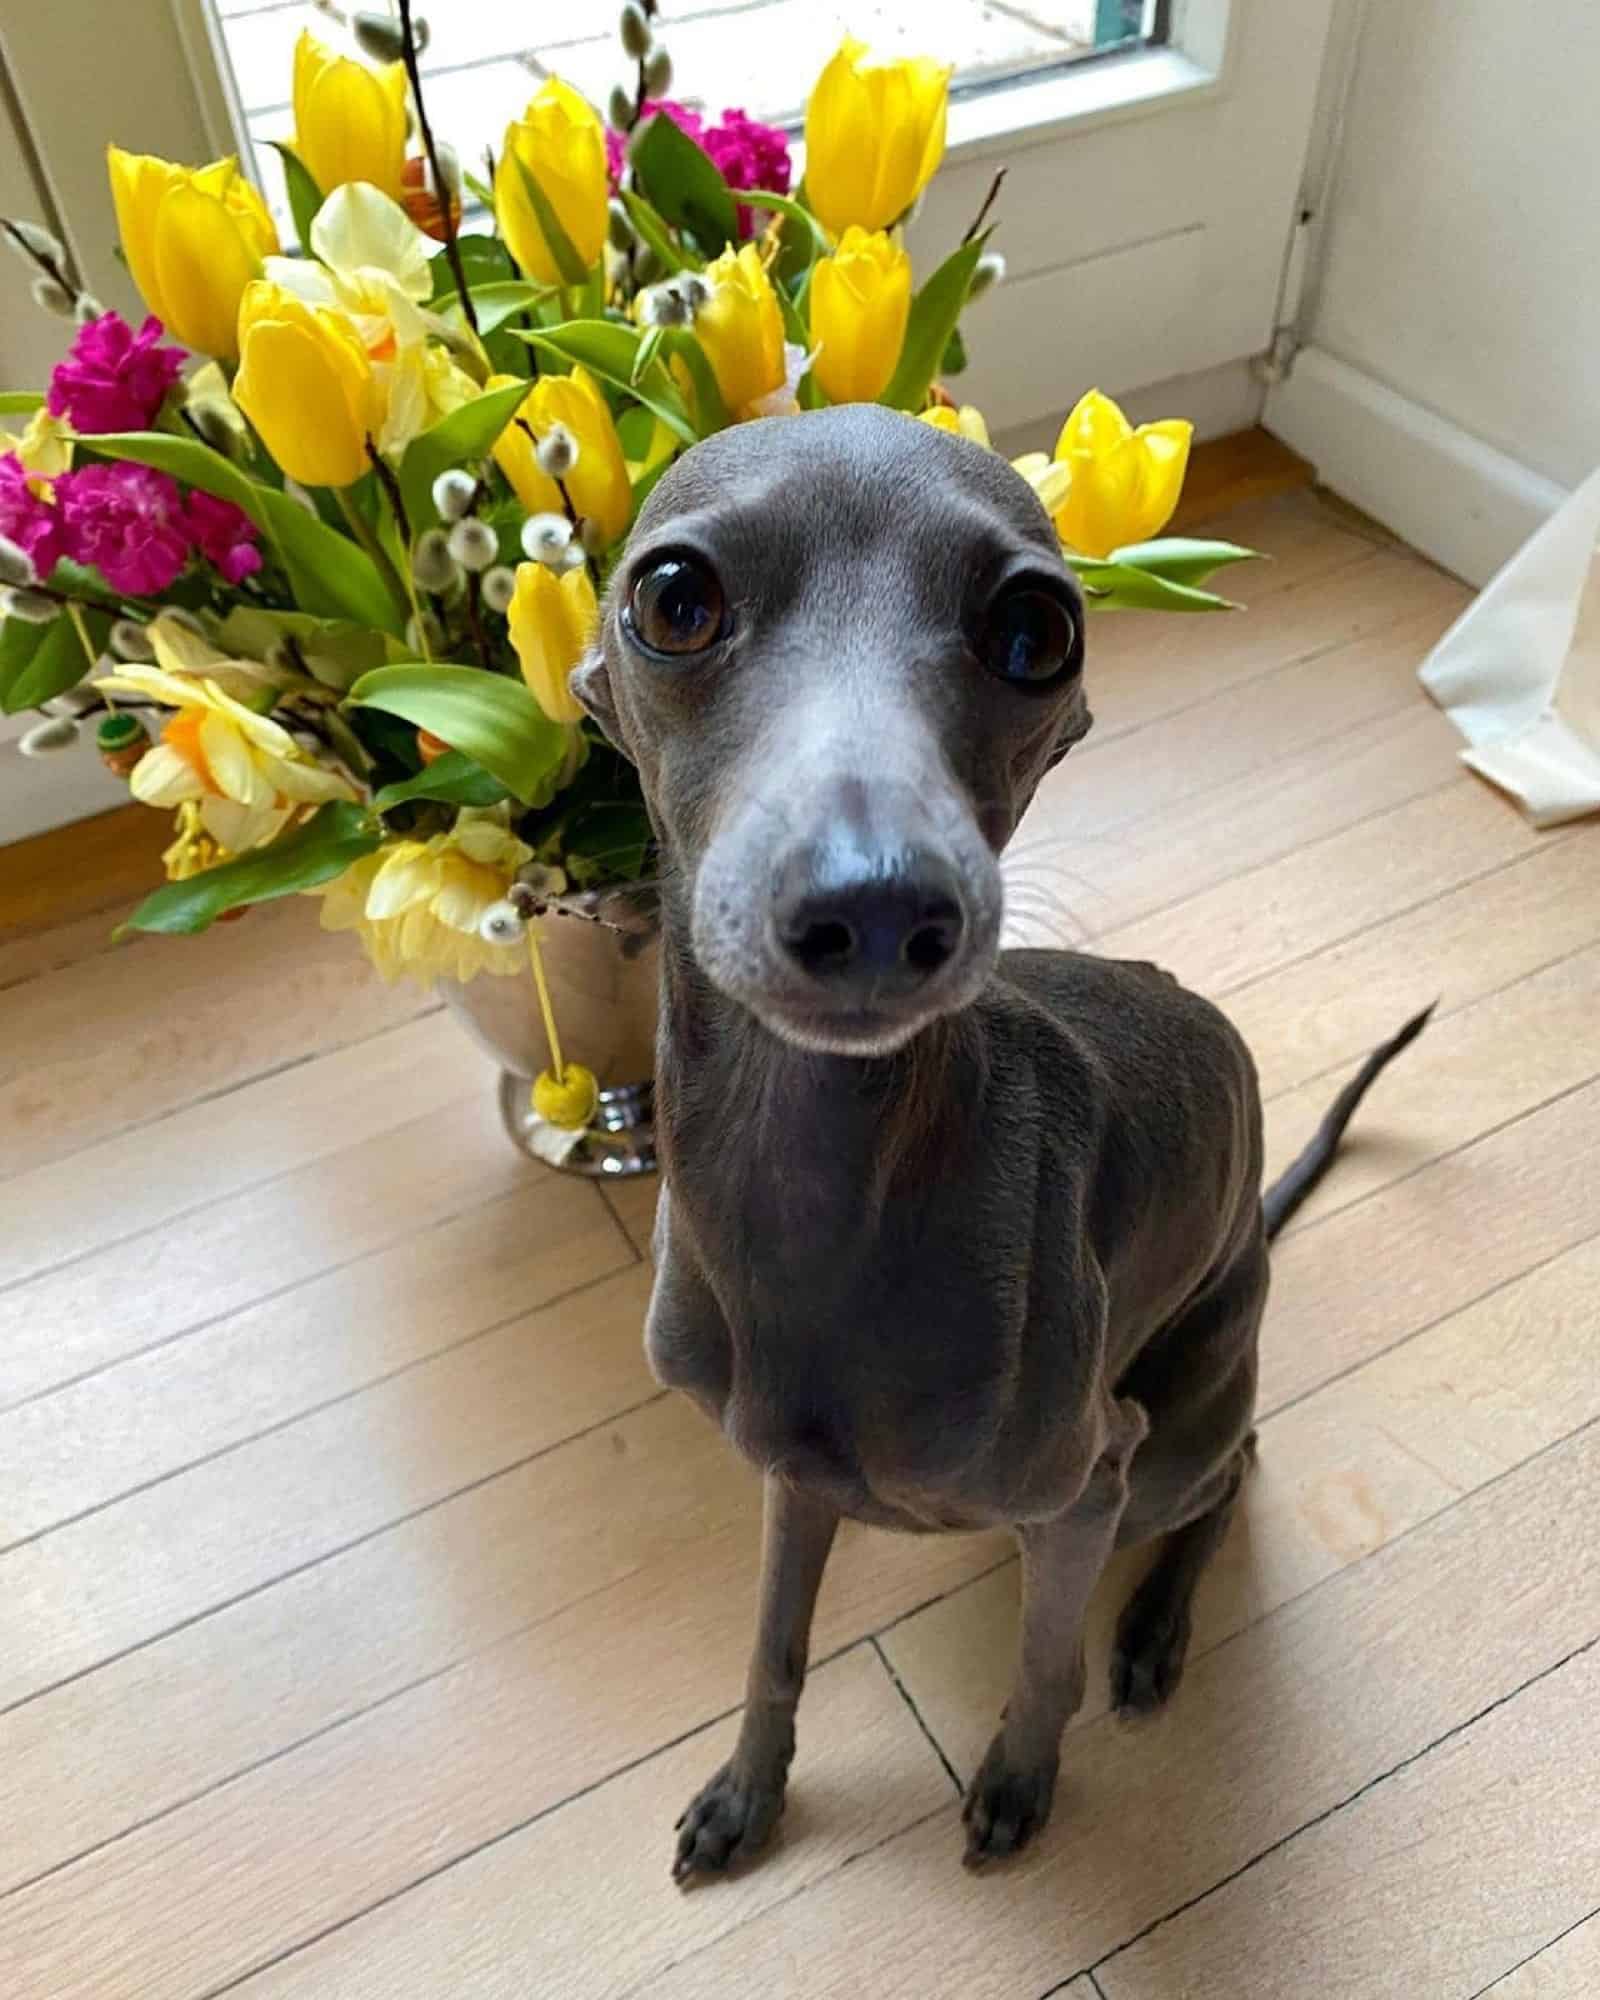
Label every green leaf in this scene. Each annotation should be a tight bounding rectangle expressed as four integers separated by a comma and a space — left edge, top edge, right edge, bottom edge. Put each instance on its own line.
398, 376, 531, 532
563, 800, 653, 884
429, 233, 515, 305
213, 606, 409, 692
0, 615, 48, 710
878, 235, 989, 413
619, 189, 692, 275
91, 431, 402, 632
660, 329, 728, 433
123, 801, 381, 936
347, 663, 567, 803
522, 322, 699, 444
372, 748, 510, 810
940, 327, 968, 377
0, 389, 45, 414
629, 113, 739, 257
452, 280, 555, 334
1105, 538, 1261, 587
0, 608, 108, 713
267, 142, 324, 247
1067, 557, 1236, 613
737, 188, 830, 258
511, 151, 593, 287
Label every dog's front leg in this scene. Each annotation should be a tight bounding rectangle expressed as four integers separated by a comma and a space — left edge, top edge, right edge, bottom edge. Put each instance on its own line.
673, 1475, 839, 1885
964, 1397, 1148, 1868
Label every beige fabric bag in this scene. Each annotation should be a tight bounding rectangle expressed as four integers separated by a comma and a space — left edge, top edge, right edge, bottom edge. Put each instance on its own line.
1419, 463, 1600, 828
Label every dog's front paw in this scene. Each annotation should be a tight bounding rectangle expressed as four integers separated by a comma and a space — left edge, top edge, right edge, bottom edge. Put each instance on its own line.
672, 1762, 785, 1886
1111, 1581, 1193, 1718
962, 1736, 1059, 1869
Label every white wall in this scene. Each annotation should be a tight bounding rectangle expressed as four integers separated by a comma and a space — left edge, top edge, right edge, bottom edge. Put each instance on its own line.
1267, 0, 1600, 583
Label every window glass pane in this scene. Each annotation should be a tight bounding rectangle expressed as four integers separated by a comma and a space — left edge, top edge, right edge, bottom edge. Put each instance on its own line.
210, 1, 1165, 232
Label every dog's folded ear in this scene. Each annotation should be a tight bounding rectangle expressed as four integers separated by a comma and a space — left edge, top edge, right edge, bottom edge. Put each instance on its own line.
569, 647, 635, 763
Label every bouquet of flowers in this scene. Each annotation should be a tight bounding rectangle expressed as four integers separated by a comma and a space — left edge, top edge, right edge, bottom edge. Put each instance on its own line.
2, 3, 1253, 1006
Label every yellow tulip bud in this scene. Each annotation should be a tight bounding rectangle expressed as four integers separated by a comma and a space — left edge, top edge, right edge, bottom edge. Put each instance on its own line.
507, 560, 596, 724
233, 281, 384, 488
495, 80, 609, 285
810, 227, 911, 405
489, 370, 632, 550
692, 243, 787, 419
292, 30, 409, 200
918, 403, 991, 448
804, 37, 951, 237
107, 147, 279, 360
533, 1062, 599, 1129
1046, 389, 1193, 559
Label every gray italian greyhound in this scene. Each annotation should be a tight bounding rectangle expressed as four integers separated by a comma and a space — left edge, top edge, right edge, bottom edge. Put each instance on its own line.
571, 404, 1427, 1880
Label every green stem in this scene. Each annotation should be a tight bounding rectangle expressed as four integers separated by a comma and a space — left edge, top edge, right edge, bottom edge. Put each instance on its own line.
335, 485, 412, 629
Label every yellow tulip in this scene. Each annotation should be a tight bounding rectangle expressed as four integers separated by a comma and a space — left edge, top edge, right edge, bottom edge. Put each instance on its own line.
507, 561, 596, 725
233, 280, 384, 488
810, 227, 911, 405
292, 31, 408, 200
804, 37, 951, 237
1035, 390, 1193, 558
495, 80, 609, 285
489, 370, 632, 549
918, 403, 991, 447
107, 147, 278, 359
692, 243, 787, 419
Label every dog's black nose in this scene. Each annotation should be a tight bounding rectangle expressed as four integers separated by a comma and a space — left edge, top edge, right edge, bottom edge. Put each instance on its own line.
774, 847, 967, 989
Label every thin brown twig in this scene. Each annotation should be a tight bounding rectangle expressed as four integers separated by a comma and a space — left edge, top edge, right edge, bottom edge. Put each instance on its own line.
1, 218, 80, 301
961, 167, 1007, 245
395, 0, 478, 334
464, 571, 492, 668
363, 437, 413, 548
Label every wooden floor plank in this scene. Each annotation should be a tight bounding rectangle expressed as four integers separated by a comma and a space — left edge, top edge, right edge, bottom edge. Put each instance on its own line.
613, 1424, 1600, 2000
1097, 1643, 1600, 2000
227, 1646, 954, 2000
882, 1218, 1600, 1779
0, 899, 432, 1176
0, 1376, 1003, 1903
0, 1089, 565, 1410
1478, 1914, 1600, 1999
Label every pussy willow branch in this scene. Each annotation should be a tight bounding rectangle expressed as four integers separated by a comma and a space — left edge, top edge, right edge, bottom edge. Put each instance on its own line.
396, 0, 478, 334
1, 217, 80, 300
962, 168, 1007, 244
363, 438, 413, 548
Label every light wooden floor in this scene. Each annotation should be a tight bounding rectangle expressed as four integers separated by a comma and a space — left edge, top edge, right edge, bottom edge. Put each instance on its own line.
5, 482, 1600, 2000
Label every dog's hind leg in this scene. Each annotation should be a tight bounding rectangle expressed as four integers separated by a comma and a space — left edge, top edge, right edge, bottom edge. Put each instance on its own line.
672, 1476, 839, 1885
1110, 1433, 1254, 1717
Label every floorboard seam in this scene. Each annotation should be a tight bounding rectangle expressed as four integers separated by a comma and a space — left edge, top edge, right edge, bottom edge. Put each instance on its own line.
869, 1637, 965, 1797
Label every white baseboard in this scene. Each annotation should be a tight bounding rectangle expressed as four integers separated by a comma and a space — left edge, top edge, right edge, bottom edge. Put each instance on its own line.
1264, 345, 1570, 587
0, 738, 128, 847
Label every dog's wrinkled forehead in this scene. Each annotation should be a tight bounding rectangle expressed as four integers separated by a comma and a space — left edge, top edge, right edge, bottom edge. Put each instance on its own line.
626, 405, 1060, 609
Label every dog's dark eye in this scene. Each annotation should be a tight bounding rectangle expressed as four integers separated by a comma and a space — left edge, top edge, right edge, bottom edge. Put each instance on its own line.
978, 587, 1078, 687
626, 554, 725, 658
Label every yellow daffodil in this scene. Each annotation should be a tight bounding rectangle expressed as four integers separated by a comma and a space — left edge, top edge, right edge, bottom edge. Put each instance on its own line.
804, 38, 951, 236
692, 243, 787, 419
99, 642, 357, 852
234, 278, 385, 487
507, 560, 596, 724
292, 31, 408, 200
1, 407, 72, 490
316, 807, 533, 986
107, 147, 278, 359
259, 183, 478, 456
811, 227, 911, 404
1015, 390, 1193, 558
919, 403, 990, 446
489, 370, 631, 549
495, 80, 609, 285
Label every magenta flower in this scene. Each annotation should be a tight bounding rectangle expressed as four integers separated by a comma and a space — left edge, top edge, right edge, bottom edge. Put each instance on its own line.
47, 312, 185, 435
183, 490, 263, 585
58, 463, 190, 596
610, 102, 791, 237
0, 453, 63, 577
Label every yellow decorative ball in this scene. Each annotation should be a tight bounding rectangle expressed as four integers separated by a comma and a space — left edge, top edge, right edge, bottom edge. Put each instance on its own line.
533, 1063, 599, 1130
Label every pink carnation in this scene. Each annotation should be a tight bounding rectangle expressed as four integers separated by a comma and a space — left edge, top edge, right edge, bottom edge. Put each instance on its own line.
47, 312, 185, 435
58, 463, 190, 596
0, 453, 63, 577
610, 102, 791, 238
183, 490, 263, 585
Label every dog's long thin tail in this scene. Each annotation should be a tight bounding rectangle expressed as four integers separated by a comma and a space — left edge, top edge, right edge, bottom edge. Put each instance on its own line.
1263, 1003, 1436, 1241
